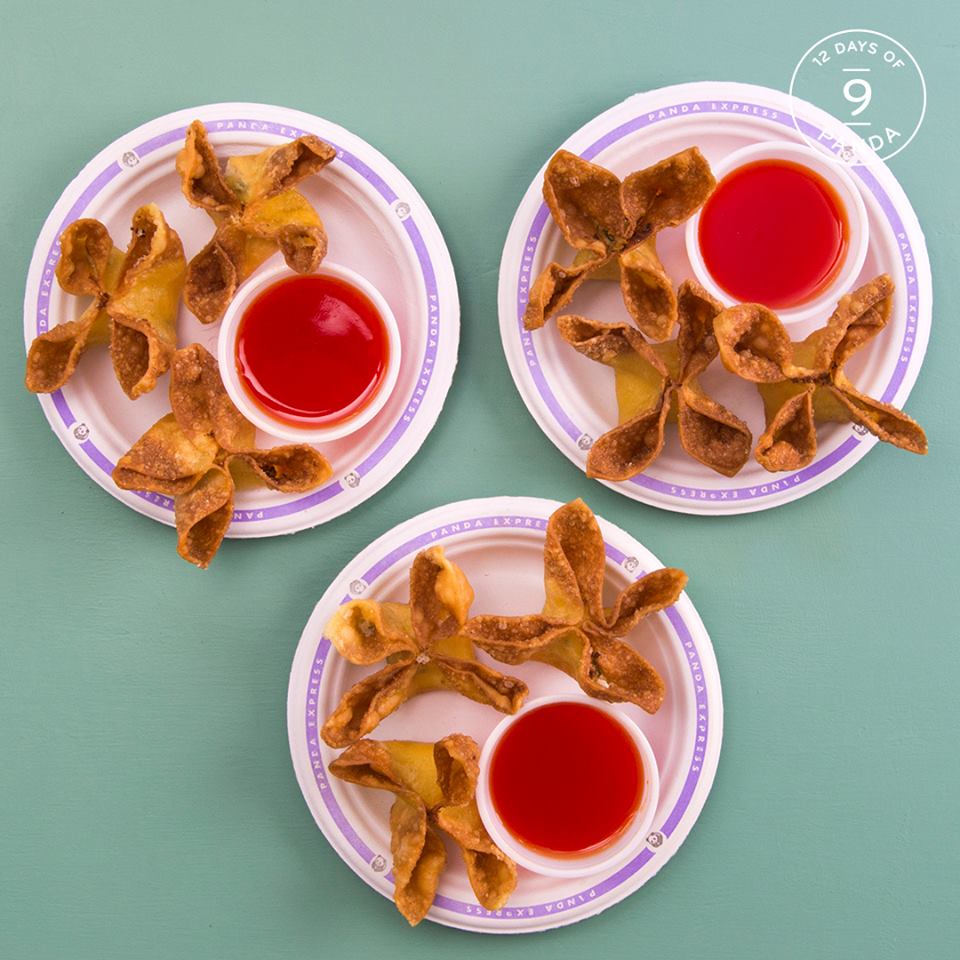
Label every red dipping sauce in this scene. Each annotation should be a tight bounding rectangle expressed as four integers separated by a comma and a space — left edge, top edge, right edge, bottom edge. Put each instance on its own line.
236, 274, 388, 428
489, 701, 643, 856
698, 159, 848, 309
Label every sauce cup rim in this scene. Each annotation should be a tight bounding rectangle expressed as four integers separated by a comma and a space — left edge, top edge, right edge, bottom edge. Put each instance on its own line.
217, 261, 402, 444
684, 139, 870, 325
476, 693, 661, 879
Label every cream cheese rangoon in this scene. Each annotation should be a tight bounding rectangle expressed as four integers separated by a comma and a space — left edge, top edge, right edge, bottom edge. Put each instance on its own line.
714, 274, 927, 471
329, 735, 516, 926
321, 547, 528, 747
558, 280, 752, 480
113, 344, 331, 568
176, 120, 336, 324
26, 205, 185, 399
464, 499, 685, 713
524, 147, 715, 340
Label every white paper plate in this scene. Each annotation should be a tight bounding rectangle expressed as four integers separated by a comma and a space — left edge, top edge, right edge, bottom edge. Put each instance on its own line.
23, 103, 459, 537
499, 81, 931, 515
287, 497, 722, 933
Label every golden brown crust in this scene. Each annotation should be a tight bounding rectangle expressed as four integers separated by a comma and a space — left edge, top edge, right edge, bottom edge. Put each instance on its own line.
325, 601, 416, 665
175, 120, 242, 216
430, 657, 527, 714
460, 615, 571, 665
408, 547, 474, 646
390, 800, 446, 926
586, 392, 671, 480
829, 378, 928, 454
677, 382, 753, 477
177, 121, 333, 323
714, 302, 796, 383
620, 146, 716, 234
54, 219, 113, 296
431, 736, 517, 910
542, 150, 631, 255
109, 318, 164, 399
276, 220, 327, 273
755, 387, 818, 471
24, 303, 109, 393
605, 565, 691, 636
224, 447, 332, 492
241, 191, 327, 269
582, 633, 666, 712
327, 738, 416, 795
813, 274, 894, 371
431, 733, 477, 807
321, 661, 421, 749
464, 500, 684, 713
181, 236, 237, 326
112, 344, 330, 568
716, 275, 927, 471
327, 739, 446, 926
523, 254, 608, 331
618, 237, 677, 341
677, 280, 723, 380
328, 736, 515, 925
555, 313, 641, 365
26, 206, 185, 398
525, 147, 714, 338
174, 466, 234, 569
560, 280, 751, 480
112, 414, 219, 495
168, 343, 247, 447
225, 135, 337, 203
106, 204, 185, 398
321, 548, 527, 747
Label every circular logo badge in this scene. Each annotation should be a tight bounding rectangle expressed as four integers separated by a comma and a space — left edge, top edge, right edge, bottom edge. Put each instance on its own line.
790, 29, 925, 162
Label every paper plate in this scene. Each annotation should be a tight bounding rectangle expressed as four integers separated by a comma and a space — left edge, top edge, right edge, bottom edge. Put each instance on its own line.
287, 496, 722, 933
23, 102, 459, 537
499, 81, 931, 515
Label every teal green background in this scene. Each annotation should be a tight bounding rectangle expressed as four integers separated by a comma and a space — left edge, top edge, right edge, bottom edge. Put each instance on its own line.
2, 1, 957, 957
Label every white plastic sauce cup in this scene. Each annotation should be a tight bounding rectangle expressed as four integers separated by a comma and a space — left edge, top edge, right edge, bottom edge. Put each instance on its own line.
217, 261, 402, 443
477, 694, 661, 878
685, 140, 869, 325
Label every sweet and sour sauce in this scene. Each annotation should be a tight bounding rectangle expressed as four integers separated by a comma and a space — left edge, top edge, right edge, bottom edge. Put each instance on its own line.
236, 274, 389, 428
489, 701, 644, 856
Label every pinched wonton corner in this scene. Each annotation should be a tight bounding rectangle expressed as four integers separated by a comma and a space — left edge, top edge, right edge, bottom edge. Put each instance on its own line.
714, 274, 928, 472
329, 734, 517, 926
112, 344, 331, 568
321, 548, 528, 748
25, 205, 185, 399
464, 499, 685, 712
558, 280, 752, 480
176, 120, 336, 324
524, 147, 715, 340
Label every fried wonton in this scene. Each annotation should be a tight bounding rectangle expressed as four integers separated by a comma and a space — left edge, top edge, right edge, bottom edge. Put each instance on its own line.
177, 120, 336, 323
113, 344, 331, 567
558, 280, 752, 479
524, 148, 715, 340
25, 205, 186, 398
464, 499, 685, 712
714, 274, 928, 472
329, 734, 517, 926
321, 548, 528, 748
